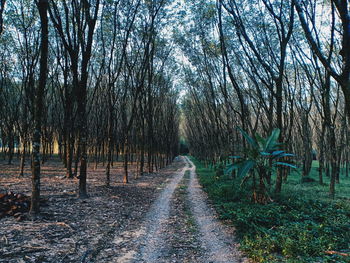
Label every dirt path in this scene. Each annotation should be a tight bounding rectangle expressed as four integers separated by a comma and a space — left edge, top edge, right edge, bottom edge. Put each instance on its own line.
135, 157, 189, 262
108, 156, 189, 262
186, 156, 245, 263
110, 156, 245, 263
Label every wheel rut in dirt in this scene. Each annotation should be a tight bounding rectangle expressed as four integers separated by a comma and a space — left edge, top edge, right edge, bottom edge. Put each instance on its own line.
185, 156, 245, 263
112, 156, 245, 263
136, 157, 188, 262
112, 156, 188, 262
162, 169, 203, 262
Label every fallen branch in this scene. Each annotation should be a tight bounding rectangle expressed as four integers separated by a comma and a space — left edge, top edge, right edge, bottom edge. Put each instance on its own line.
325, 250, 349, 257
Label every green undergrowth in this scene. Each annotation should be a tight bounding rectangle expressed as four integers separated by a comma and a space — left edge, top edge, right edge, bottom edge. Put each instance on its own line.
190, 157, 350, 263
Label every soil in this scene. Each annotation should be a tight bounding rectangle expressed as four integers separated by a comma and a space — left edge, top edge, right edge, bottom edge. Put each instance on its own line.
0, 156, 247, 263
186, 157, 246, 263
0, 158, 181, 263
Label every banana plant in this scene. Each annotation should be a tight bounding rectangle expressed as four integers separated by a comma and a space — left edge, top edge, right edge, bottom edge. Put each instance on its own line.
226, 127, 296, 203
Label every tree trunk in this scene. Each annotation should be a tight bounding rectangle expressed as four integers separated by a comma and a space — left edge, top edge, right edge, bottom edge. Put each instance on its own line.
0, 0, 5, 35
66, 135, 73, 178
318, 124, 326, 184
7, 133, 14, 165
328, 126, 337, 198
123, 139, 129, 184
105, 114, 113, 186
30, 0, 48, 215
19, 142, 26, 177
274, 75, 284, 193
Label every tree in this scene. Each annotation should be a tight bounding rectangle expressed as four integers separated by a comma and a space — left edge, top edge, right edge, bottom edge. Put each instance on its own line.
0, 0, 5, 34
219, 0, 295, 193
295, 0, 350, 120
49, 0, 100, 197
30, 0, 48, 215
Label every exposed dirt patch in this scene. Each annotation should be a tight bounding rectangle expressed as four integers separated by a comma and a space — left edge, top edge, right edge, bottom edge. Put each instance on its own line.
0, 157, 248, 262
0, 158, 182, 263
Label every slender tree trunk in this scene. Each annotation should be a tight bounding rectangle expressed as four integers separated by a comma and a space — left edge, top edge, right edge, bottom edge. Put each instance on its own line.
274, 76, 284, 193
328, 126, 337, 198
66, 135, 73, 178
326, 162, 330, 177
105, 111, 113, 186
319, 124, 325, 184
123, 138, 129, 184
140, 138, 145, 177
73, 143, 80, 177
7, 133, 14, 165
19, 141, 26, 177
0, 0, 5, 35
94, 144, 98, 170
30, 0, 48, 215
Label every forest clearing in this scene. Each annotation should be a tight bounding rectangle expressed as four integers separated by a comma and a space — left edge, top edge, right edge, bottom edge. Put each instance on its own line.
1, 0, 350, 262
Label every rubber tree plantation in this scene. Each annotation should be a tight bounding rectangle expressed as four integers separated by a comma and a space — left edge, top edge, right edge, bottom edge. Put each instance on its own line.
0, 0, 349, 262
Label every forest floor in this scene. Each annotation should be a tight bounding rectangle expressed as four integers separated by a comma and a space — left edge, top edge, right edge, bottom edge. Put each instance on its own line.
0, 156, 246, 263
191, 158, 350, 263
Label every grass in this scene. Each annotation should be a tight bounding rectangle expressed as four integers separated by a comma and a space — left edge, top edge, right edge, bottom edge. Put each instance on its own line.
190, 157, 350, 263
285, 161, 350, 202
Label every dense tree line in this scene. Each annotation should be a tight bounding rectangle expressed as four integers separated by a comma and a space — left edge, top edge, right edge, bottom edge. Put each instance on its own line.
180, 0, 350, 197
0, 0, 180, 213
1, 0, 349, 211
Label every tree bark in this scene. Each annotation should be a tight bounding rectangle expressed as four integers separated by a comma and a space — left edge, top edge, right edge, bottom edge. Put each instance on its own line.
30, 0, 48, 215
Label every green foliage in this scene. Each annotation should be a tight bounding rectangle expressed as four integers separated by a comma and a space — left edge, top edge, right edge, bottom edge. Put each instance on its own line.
191, 157, 350, 263
215, 163, 224, 179
226, 127, 295, 179
300, 176, 317, 183
227, 127, 296, 203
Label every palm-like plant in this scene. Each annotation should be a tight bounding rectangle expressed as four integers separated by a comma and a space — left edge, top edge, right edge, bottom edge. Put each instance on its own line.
227, 127, 296, 204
